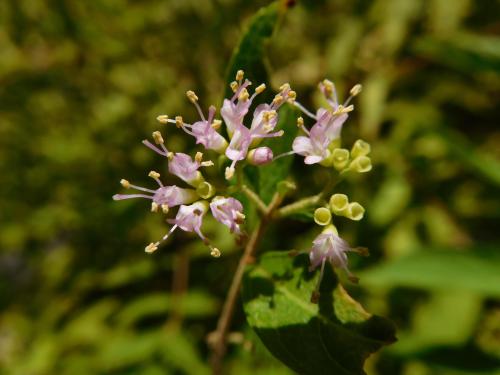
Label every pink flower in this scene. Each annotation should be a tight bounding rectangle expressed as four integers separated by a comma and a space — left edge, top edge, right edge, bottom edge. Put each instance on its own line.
221, 79, 253, 136
288, 80, 360, 165
168, 153, 202, 186
113, 179, 197, 210
210, 196, 245, 235
167, 201, 209, 240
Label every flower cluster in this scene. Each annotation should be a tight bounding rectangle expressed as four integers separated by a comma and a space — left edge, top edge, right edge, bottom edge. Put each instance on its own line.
113, 70, 372, 288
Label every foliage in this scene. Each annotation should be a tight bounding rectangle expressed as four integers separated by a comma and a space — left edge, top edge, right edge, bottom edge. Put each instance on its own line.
1, 0, 499, 374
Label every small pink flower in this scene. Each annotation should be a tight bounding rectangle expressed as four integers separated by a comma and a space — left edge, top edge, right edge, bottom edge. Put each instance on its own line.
292, 124, 330, 165
168, 153, 202, 185
210, 196, 245, 235
167, 201, 209, 240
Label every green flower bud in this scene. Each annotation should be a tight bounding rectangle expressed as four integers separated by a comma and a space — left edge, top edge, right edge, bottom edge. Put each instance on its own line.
314, 207, 332, 226
332, 148, 350, 171
196, 181, 215, 199
346, 202, 365, 221
351, 139, 371, 159
349, 156, 372, 173
329, 193, 349, 215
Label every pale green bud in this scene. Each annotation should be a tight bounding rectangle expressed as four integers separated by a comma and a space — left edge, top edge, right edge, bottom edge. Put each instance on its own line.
346, 202, 365, 221
329, 193, 349, 215
196, 181, 216, 199
349, 156, 372, 173
314, 207, 332, 226
321, 224, 338, 236
351, 139, 371, 159
332, 148, 350, 171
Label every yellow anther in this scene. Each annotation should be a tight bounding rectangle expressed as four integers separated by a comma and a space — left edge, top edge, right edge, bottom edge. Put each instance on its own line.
235, 70, 244, 81
210, 247, 221, 258
195, 152, 203, 163
211, 119, 222, 130
120, 179, 130, 188
230, 81, 239, 93
255, 83, 266, 94
152, 131, 164, 144
148, 170, 160, 179
156, 115, 169, 124
235, 212, 246, 223
279, 83, 290, 91
175, 116, 183, 128
151, 202, 159, 212
322, 79, 334, 96
225, 166, 235, 180
350, 84, 362, 96
201, 161, 214, 167
263, 110, 277, 123
297, 116, 304, 127
272, 94, 284, 106
287, 90, 297, 101
186, 90, 198, 103
238, 88, 249, 101
167, 152, 174, 161
161, 204, 169, 214
145, 242, 159, 253
343, 104, 354, 113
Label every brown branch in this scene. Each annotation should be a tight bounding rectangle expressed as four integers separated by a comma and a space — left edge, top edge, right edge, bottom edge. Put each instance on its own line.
209, 192, 283, 374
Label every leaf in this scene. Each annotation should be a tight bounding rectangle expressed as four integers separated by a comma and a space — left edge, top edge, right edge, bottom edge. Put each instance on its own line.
242, 251, 396, 375
223, 1, 284, 100
258, 104, 299, 203
361, 247, 500, 297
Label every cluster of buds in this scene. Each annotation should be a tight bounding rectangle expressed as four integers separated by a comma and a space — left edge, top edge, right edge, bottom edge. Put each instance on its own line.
113, 70, 373, 289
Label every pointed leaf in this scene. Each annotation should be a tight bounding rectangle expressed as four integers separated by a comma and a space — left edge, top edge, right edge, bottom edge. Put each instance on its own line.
242, 251, 396, 375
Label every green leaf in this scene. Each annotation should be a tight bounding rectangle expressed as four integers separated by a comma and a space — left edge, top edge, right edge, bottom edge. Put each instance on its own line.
223, 1, 284, 100
258, 104, 299, 203
361, 247, 500, 297
242, 251, 396, 375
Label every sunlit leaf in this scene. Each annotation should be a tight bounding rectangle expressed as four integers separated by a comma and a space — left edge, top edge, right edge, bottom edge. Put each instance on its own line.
243, 252, 396, 375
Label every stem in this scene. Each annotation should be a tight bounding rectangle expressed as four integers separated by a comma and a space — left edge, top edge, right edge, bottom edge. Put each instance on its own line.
209, 192, 282, 375
274, 194, 321, 218
241, 184, 268, 215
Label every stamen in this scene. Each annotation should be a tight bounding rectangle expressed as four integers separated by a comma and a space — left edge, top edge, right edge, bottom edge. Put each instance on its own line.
156, 115, 169, 124
148, 170, 163, 186
186, 90, 198, 103
255, 83, 266, 94
151, 202, 159, 212
350, 84, 362, 96
113, 193, 153, 200
143, 140, 167, 157
238, 88, 249, 101
311, 259, 327, 304
236, 70, 244, 82
195, 152, 203, 163
287, 90, 297, 102
161, 204, 169, 214
210, 246, 221, 258
273, 150, 296, 161
292, 101, 317, 120
201, 161, 214, 167
152, 131, 164, 144
175, 116, 184, 128
279, 83, 291, 91
120, 179, 130, 188
230, 81, 239, 93
272, 94, 284, 106
352, 246, 369, 256
145, 242, 160, 253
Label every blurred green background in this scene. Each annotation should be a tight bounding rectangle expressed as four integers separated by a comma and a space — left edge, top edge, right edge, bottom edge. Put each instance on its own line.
1, 0, 499, 374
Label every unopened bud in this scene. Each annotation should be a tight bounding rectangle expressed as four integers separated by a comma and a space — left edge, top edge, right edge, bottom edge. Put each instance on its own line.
351, 139, 371, 159
247, 147, 273, 166
196, 181, 216, 199
314, 207, 332, 226
332, 148, 350, 171
346, 202, 365, 221
329, 194, 349, 215
349, 156, 372, 173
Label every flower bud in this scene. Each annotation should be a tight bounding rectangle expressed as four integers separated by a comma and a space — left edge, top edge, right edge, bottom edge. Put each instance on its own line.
332, 148, 350, 171
314, 207, 332, 226
346, 202, 365, 221
349, 156, 372, 173
196, 181, 216, 199
351, 139, 371, 159
329, 194, 349, 215
246, 147, 273, 166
